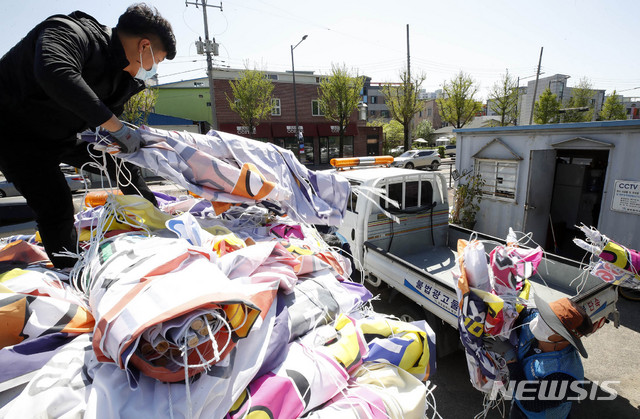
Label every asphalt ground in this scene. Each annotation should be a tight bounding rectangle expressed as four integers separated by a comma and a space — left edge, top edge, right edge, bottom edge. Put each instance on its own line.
1, 167, 639, 417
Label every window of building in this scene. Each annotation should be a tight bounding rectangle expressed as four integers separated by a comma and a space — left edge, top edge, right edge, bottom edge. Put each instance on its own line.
475, 159, 518, 201
343, 136, 354, 157
271, 98, 281, 116
312, 100, 325, 116
380, 110, 390, 118
267, 74, 278, 80
370, 96, 378, 104
300, 138, 314, 164
427, 108, 432, 116
419, 110, 423, 118
370, 110, 376, 117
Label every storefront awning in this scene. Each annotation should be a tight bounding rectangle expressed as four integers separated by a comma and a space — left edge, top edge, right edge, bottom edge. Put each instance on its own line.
219, 123, 272, 138
272, 123, 317, 138
317, 123, 358, 137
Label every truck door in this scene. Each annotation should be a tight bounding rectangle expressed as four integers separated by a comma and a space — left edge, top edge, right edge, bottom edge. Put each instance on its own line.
523, 149, 556, 247
336, 181, 363, 262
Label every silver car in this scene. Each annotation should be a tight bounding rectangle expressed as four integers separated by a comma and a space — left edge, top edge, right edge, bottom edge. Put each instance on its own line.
0, 173, 91, 198
391, 149, 441, 170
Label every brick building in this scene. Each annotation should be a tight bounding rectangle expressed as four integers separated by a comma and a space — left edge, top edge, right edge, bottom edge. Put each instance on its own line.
155, 69, 383, 167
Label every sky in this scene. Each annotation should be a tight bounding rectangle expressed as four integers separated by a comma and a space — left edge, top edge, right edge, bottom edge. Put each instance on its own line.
1, 0, 639, 100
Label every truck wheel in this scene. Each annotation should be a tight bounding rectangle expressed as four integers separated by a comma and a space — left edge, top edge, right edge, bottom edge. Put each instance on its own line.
405, 162, 414, 170
396, 303, 426, 323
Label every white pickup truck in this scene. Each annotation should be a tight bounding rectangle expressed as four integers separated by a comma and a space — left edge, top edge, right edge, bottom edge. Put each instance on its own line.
330, 157, 619, 356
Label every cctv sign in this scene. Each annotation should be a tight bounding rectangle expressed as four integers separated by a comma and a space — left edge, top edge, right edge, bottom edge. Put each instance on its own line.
612, 180, 640, 214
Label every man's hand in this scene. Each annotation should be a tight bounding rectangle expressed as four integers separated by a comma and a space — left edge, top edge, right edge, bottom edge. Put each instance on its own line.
108, 123, 143, 153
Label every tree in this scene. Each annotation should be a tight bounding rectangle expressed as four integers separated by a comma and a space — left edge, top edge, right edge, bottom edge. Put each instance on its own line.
600, 91, 627, 121
318, 64, 365, 157
381, 69, 426, 152
437, 71, 482, 129
488, 71, 519, 126
533, 88, 560, 124
226, 68, 274, 137
122, 88, 158, 125
562, 78, 595, 123
412, 120, 434, 144
382, 120, 404, 153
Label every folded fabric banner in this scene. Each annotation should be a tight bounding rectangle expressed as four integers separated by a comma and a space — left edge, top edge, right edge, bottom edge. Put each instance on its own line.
84, 126, 350, 225
574, 226, 640, 287
0, 292, 94, 350
227, 340, 350, 419
358, 316, 436, 381
86, 234, 277, 385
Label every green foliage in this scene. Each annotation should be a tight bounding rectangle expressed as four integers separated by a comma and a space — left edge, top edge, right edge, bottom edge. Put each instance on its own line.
600, 90, 627, 121
122, 88, 158, 125
488, 71, 519, 126
226, 68, 275, 137
450, 172, 485, 228
437, 71, 482, 129
366, 118, 386, 128
533, 88, 560, 124
412, 119, 434, 144
438, 146, 445, 158
381, 70, 426, 152
319, 63, 365, 157
562, 78, 595, 122
383, 120, 404, 153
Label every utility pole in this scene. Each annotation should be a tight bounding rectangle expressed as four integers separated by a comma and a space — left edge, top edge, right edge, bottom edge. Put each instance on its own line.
405, 24, 411, 151
186, 0, 222, 130
291, 35, 308, 158
406, 24, 411, 82
515, 76, 520, 125
529, 46, 544, 125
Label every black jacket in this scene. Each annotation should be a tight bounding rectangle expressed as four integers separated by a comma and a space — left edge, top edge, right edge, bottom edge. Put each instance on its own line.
0, 11, 145, 140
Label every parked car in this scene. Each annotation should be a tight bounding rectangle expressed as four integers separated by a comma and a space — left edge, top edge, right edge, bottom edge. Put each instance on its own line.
391, 149, 441, 170
445, 144, 456, 157
389, 146, 405, 156
0, 173, 91, 198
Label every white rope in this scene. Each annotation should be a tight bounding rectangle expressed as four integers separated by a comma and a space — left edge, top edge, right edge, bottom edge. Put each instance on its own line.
182, 348, 193, 419
424, 381, 443, 419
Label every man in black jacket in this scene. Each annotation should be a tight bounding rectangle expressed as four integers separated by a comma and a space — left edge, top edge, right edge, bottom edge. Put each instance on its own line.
0, 4, 176, 268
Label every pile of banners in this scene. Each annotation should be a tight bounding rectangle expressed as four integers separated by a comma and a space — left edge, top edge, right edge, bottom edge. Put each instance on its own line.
0, 127, 436, 418
453, 229, 542, 394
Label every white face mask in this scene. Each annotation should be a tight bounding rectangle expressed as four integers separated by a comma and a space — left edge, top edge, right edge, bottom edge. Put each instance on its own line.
529, 315, 557, 343
135, 45, 158, 81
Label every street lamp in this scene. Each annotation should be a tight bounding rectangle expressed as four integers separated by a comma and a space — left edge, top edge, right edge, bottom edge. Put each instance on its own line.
291, 35, 308, 157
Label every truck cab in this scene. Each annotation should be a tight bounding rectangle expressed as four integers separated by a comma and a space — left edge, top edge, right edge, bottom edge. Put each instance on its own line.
335, 165, 449, 266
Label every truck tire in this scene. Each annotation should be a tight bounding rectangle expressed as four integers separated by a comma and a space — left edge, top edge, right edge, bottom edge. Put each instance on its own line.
395, 302, 426, 323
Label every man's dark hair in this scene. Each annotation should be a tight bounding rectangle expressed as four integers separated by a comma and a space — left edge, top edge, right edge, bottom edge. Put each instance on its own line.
117, 3, 176, 60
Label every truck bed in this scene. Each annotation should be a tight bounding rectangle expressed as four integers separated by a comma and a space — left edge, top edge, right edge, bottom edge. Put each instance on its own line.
364, 225, 617, 329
